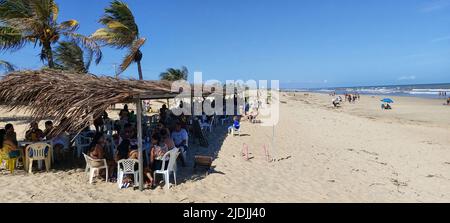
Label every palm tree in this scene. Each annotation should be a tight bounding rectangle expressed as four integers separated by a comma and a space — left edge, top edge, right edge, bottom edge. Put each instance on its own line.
54, 41, 92, 73
0, 60, 14, 73
0, 0, 101, 68
160, 66, 188, 81
92, 0, 146, 80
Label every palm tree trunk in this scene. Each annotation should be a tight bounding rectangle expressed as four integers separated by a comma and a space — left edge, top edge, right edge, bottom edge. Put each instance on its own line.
44, 41, 55, 68
137, 60, 143, 80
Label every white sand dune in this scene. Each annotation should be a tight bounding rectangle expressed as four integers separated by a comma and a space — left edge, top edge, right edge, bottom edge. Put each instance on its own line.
1, 93, 450, 202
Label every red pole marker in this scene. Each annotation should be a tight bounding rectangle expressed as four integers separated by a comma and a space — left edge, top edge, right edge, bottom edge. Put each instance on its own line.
242, 143, 249, 161
263, 144, 270, 162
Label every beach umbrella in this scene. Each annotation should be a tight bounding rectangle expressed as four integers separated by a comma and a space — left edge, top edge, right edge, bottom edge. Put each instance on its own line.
381, 98, 394, 103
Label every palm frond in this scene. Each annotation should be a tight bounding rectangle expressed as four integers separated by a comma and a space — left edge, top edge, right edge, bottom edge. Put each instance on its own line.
160, 66, 189, 81
0, 0, 86, 68
94, 0, 139, 49
29, 0, 57, 27
65, 32, 102, 65
91, 26, 133, 49
83, 47, 94, 72
0, 60, 15, 72
0, 0, 32, 19
0, 26, 26, 51
54, 41, 86, 73
118, 37, 145, 74
51, 0, 58, 23
58, 19, 79, 33
100, 0, 138, 36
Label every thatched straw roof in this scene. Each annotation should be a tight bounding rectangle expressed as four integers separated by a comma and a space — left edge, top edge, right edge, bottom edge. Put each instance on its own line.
0, 69, 175, 135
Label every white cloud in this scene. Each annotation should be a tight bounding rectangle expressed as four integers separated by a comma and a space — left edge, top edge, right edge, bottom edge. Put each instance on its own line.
431, 35, 450, 43
398, 75, 416, 81
420, 0, 450, 13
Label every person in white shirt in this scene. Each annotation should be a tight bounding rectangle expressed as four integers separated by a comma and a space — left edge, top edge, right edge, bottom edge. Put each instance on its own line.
171, 122, 188, 166
171, 123, 188, 150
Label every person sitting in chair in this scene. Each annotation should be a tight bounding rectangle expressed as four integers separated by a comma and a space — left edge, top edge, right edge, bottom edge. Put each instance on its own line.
89, 133, 114, 179
4, 123, 17, 146
171, 122, 188, 166
0, 129, 20, 161
385, 103, 392, 109
25, 121, 44, 142
228, 116, 240, 134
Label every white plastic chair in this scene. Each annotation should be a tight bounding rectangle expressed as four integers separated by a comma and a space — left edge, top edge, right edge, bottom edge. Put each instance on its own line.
117, 159, 139, 189
231, 127, 241, 136
83, 153, 108, 184
74, 135, 92, 158
26, 143, 52, 174
153, 148, 180, 189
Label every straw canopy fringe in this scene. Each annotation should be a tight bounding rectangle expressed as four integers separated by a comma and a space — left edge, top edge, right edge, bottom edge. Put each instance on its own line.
0, 69, 174, 135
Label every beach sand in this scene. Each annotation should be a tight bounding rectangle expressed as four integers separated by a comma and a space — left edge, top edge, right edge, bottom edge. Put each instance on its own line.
1, 93, 450, 203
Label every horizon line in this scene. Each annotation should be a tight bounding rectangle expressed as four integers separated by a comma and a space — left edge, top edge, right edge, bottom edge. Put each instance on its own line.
281, 82, 450, 90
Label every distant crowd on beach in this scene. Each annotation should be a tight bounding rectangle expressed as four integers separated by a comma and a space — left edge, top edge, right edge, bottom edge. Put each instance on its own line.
344, 93, 360, 103
438, 92, 450, 105
331, 92, 361, 107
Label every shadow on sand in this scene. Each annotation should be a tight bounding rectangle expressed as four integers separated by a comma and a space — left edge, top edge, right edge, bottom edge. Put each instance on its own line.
174, 123, 231, 185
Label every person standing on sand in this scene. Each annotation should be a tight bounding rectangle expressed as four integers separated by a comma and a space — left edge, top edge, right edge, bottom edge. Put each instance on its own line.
159, 104, 168, 124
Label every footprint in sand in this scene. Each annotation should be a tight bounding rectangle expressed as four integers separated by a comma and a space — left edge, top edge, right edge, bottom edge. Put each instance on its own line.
360, 150, 379, 156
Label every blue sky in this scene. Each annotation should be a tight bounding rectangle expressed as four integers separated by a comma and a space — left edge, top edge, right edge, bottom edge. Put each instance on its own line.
3, 0, 450, 88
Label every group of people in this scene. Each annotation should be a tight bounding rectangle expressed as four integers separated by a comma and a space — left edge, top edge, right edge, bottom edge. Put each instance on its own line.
85, 104, 190, 188
381, 103, 392, 110
344, 93, 360, 103
0, 120, 70, 167
330, 93, 360, 107
1, 100, 241, 188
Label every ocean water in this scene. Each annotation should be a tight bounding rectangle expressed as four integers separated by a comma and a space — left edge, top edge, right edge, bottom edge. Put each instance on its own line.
285, 83, 450, 99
